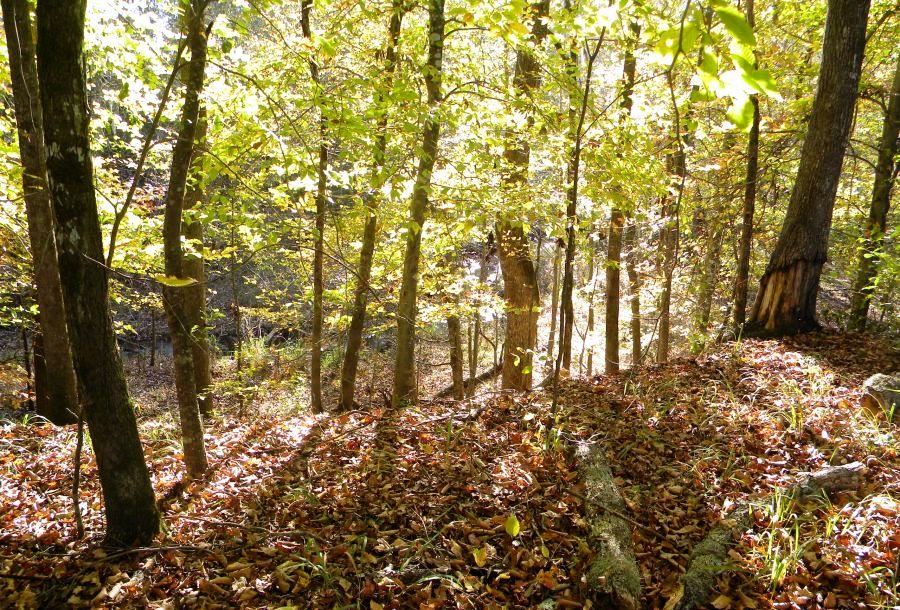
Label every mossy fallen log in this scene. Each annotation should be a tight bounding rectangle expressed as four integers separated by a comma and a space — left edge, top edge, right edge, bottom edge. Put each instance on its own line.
666, 462, 867, 610
576, 442, 641, 610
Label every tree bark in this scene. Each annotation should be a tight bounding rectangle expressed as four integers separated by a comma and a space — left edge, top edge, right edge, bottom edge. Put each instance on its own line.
183, 107, 212, 415
733, 0, 761, 333
340, 4, 404, 410
657, 151, 682, 364
604, 25, 638, 374
162, 0, 210, 477
391, 0, 445, 407
848, 55, 900, 330
467, 238, 493, 397
496, 0, 548, 391
747, 0, 871, 336
36, 0, 159, 545
547, 239, 562, 363
447, 314, 465, 400
624, 220, 642, 367
301, 0, 327, 414
2, 0, 78, 425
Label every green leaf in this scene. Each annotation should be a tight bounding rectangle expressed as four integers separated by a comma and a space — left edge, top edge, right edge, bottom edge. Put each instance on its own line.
505, 514, 521, 537
154, 274, 198, 288
472, 546, 488, 567
714, 5, 755, 46
726, 95, 755, 131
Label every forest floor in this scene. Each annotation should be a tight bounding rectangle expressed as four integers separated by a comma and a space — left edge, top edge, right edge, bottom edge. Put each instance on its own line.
1, 332, 898, 609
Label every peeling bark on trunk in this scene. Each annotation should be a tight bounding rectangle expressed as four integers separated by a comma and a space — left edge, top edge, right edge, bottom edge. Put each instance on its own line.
497, 0, 548, 391
747, 0, 870, 337
577, 442, 641, 610
162, 0, 210, 478
340, 5, 404, 410
2, 0, 78, 425
391, 0, 445, 407
36, 0, 159, 545
849, 55, 900, 330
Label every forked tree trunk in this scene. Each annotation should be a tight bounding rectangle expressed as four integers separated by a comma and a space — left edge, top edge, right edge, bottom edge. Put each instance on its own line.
849, 55, 900, 330
733, 0, 761, 333
391, 0, 445, 406
2, 0, 78, 425
182, 108, 213, 415
340, 4, 404, 410
162, 0, 210, 477
301, 0, 327, 414
624, 220, 642, 366
747, 0, 870, 336
36, 0, 159, 545
496, 0, 548, 391
604, 25, 637, 374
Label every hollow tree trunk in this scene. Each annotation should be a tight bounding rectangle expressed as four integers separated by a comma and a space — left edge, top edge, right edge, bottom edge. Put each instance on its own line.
301, 0, 327, 414
391, 0, 445, 407
624, 220, 642, 366
182, 107, 212, 415
496, 0, 548, 391
162, 0, 210, 477
36, 0, 159, 545
340, 4, 404, 410
747, 0, 870, 336
849, 55, 899, 330
2, 0, 78, 425
604, 22, 638, 375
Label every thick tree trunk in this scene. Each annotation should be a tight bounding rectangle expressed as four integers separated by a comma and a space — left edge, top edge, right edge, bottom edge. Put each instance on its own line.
849, 55, 900, 330
624, 220, 642, 366
182, 108, 212, 416
747, 0, 870, 336
162, 0, 210, 477
301, 0, 327, 414
36, 0, 159, 545
497, 0, 548, 391
2, 0, 78, 425
391, 0, 444, 406
733, 0, 760, 333
340, 5, 403, 410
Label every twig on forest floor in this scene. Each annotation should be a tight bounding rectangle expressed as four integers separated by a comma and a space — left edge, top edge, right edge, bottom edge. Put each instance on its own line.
177, 515, 326, 543
567, 488, 661, 539
0, 572, 51, 581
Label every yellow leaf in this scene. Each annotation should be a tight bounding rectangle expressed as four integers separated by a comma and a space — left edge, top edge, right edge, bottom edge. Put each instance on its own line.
472, 546, 488, 567
712, 594, 733, 609
505, 514, 520, 537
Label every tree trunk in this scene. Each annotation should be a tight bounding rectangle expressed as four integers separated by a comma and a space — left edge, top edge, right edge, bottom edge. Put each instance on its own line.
468, 238, 493, 396
36, 0, 159, 545
2, 0, 78, 425
391, 0, 445, 407
182, 108, 212, 415
584, 247, 596, 376
496, 0, 548, 391
692, 223, 723, 352
340, 5, 404, 410
657, 151, 683, 364
624, 220, 642, 366
447, 314, 465, 400
162, 0, 210, 478
604, 22, 638, 375
849, 55, 900, 330
747, 0, 870, 336
733, 0, 761, 333
547, 239, 562, 362
301, 0, 327, 414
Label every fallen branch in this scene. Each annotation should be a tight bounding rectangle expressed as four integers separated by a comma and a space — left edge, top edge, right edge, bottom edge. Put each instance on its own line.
435, 364, 501, 399
576, 441, 641, 610
666, 461, 867, 610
